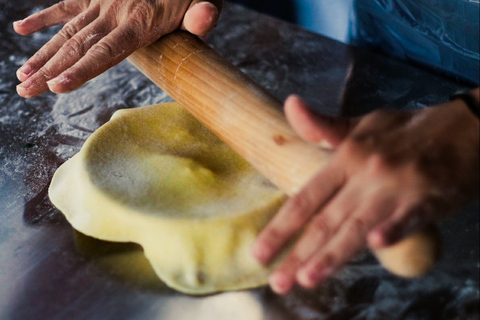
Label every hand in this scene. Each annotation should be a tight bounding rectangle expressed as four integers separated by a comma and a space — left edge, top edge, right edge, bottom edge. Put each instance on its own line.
14, 0, 223, 98
252, 92, 479, 294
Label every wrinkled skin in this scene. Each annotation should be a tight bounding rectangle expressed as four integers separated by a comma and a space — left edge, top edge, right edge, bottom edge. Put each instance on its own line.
14, 0, 223, 97
252, 91, 480, 294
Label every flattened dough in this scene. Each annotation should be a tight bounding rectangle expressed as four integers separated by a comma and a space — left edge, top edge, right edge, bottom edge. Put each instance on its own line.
49, 102, 286, 294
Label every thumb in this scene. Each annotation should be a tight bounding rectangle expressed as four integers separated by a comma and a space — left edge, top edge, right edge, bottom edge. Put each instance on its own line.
285, 95, 358, 149
181, 0, 223, 37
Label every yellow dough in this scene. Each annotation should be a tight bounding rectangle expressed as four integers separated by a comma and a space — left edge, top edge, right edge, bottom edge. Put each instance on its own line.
49, 102, 286, 295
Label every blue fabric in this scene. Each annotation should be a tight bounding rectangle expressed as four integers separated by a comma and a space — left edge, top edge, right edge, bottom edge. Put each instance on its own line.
350, 0, 479, 84
294, 0, 354, 43
231, 0, 479, 84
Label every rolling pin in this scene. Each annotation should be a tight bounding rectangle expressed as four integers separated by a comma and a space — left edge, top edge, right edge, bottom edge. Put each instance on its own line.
127, 30, 441, 278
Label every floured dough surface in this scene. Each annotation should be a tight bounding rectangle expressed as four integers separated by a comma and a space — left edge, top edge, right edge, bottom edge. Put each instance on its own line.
49, 102, 286, 294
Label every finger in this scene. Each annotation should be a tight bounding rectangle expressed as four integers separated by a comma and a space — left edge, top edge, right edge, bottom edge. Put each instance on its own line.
268, 185, 360, 294
252, 163, 345, 265
285, 94, 358, 149
46, 24, 141, 94
181, 0, 223, 36
296, 192, 396, 288
16, 8, 99, 83
13, 0, 86, 35
17, 19, 112, 98
367, 197, 435, 249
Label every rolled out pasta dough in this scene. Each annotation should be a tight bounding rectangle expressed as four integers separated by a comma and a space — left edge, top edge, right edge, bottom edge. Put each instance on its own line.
49, 102, 286, 295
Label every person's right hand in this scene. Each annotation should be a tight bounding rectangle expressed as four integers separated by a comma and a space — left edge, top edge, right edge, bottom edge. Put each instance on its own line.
14, 0, 223, 98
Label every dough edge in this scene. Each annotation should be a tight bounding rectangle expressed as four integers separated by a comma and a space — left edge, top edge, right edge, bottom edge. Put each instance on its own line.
49, 103, 286, 295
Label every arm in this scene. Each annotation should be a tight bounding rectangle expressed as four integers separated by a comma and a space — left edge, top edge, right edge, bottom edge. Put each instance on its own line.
253, 88, 480, 294
14, 0, 223, 98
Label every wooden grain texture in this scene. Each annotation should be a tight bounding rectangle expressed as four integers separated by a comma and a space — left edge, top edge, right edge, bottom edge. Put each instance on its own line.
128, 31, 329, 196
127, 30, 440, 278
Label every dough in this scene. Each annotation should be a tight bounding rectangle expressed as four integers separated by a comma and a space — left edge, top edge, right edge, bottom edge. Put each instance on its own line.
49, 102, 286, 294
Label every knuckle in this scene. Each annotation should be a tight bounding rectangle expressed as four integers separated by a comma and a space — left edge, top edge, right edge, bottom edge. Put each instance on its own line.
57, 0, 87, 15
289, 195, 310, 214
75, 0, 92, 13
286, 253, 303, 267
309, 216, 332, 238
59, 23, 79, 40
346, 217, 367, 235
290, 188, 319, 213
120, 26, 142, 47
62, 37, 84, 56
30, 49, 48, 65
56, 1, 68, 13
128, 3, 156, 30
286, 194, 316, 222
129, 15, 148, 32
38, 66, 55, 81
88, 42, 115, 60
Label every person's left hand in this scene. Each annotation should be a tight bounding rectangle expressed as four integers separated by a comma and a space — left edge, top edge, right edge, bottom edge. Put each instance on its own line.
252, 94, 479, 295
14, 0, 223, 98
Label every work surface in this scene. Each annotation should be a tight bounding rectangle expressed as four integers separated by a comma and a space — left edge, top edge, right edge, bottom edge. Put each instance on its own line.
1, 1, 479, 319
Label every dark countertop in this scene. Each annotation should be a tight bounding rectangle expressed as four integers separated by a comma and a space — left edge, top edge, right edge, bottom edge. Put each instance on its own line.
0, 1, 478, 319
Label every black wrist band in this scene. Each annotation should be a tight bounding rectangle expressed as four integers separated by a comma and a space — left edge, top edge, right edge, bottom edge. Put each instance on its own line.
450, 91, 480, 118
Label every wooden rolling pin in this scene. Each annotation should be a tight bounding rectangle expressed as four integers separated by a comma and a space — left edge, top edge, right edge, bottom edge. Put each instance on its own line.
128, 30, 441, 278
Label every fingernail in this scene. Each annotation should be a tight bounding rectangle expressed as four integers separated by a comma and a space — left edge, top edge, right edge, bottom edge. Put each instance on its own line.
46, 78, 58, 86
286, 94, 303, 104
189, 1, 218, 17
297, 267, 333, 287
47, 74, 68, 87
297, 270, 317, 287
17, 65, 33, 78
13, 20, 24, 26
17, 81, 31, 90
19, 65, 32, 75
196, 1, 217, 9
269, 272, 292, 294
16, 81, 33, 98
